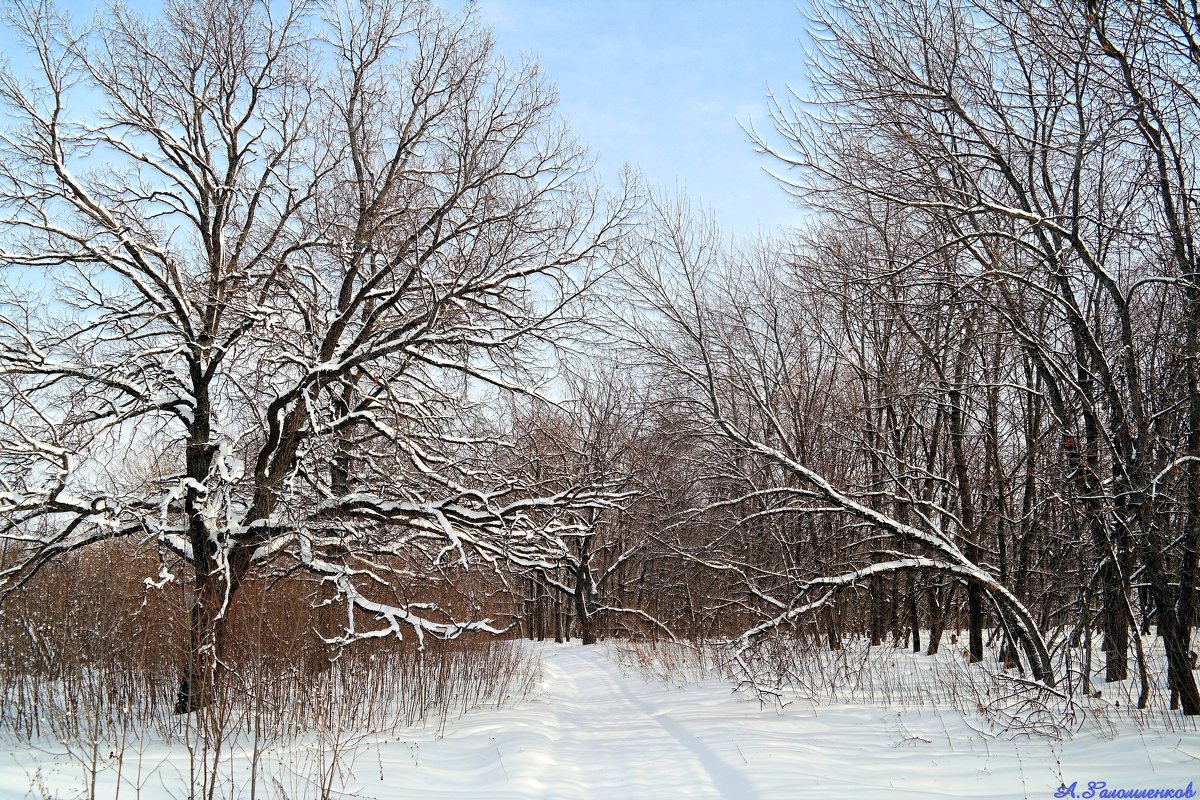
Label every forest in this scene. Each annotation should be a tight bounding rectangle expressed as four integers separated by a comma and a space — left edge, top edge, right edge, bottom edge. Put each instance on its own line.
1, 0, 1200, 797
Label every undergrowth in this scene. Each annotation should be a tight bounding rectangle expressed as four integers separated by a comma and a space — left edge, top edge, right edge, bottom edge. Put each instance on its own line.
615, 631, 1200, 740
0, 544, 540, 799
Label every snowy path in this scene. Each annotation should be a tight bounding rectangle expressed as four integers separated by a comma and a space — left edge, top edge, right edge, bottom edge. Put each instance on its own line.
367, 643, 1200, 800
531, 645, 757, 798
4, 642, 1200, 798
385, 644, 759, 799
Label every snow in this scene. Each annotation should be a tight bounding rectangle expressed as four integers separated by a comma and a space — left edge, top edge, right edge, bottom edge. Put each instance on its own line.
3, 643, 1200, 799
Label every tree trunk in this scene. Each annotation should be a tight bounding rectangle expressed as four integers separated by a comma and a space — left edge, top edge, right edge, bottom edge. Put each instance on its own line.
1100, 561, 1130, 682
948, 350, 984, 664
1145, 552, 1200, 714
909, 576, 921, 653
174, 545, 253, 714
966, 584, 984, 663
554, 596, 566, 644
575, 582, 597, 645
869, 577, 884, 646
926, 585, 944, 656
825, 607, 841, 651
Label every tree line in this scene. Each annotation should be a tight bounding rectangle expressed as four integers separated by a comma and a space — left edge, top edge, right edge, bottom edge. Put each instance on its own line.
2, 0, 1199, 717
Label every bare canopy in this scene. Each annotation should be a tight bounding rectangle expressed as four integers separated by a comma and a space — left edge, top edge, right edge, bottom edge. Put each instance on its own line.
0, 0, 630, 712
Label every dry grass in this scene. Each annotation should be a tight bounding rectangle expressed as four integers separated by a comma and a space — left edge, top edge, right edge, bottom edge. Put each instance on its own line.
0, 543, 541, 799
615, 631, 1200, 739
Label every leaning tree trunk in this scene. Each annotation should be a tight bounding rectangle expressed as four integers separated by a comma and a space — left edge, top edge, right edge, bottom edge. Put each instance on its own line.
985, 580, 1054, 686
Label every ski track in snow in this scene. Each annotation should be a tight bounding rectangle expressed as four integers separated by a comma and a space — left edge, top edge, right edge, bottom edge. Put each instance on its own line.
391, 644, 1200, 800
380, 645, 759, 799
4, 642, 1200, 798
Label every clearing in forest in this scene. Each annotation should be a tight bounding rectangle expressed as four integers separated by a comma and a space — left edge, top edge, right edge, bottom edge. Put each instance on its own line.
3, 642, 1198, 799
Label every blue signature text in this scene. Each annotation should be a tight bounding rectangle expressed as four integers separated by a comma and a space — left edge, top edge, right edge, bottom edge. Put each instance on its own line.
1056, 781, 1196, 799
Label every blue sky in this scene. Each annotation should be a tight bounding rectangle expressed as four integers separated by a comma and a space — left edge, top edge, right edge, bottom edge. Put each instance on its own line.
461, 0, 813, 236
2, 0, 813, 236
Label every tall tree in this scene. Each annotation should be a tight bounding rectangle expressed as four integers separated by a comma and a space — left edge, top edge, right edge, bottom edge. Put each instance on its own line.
752, 0, 1200, 711
0, 0, 628, 712
617, 198, 1055, 690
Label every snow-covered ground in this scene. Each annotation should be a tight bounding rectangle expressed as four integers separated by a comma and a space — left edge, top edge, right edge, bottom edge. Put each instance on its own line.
3, 642, 1200, 799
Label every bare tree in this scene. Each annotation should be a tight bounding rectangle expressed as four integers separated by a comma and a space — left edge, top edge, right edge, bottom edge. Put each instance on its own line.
616, 197, 1055, 691
502, 364, 682, 645
750, 0, 1200, 711
0, 0, 629, 712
